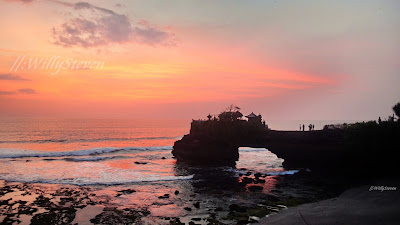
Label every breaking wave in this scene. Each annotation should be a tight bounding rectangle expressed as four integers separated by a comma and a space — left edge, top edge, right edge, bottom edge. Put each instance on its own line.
239, 147, 269, 152
0, 175, 194, 186
63, 155, 131, 162
0, 146, 173, 159
0, 136, 181, 144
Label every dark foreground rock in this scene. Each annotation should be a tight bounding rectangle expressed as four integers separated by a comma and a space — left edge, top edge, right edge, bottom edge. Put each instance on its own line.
259, 181, 400, 225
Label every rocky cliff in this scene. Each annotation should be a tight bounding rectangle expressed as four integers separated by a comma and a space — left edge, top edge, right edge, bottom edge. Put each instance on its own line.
172, 119, 267, 165
173, 119, 400, 176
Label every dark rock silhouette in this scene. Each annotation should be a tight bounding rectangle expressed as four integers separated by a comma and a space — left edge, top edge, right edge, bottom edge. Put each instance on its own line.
172, 108, 267, 165
173, 103, 400, 176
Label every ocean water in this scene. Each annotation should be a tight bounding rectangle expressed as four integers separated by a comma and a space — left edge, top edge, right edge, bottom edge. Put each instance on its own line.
0, 118, 291, 185
0, 118, 326, 223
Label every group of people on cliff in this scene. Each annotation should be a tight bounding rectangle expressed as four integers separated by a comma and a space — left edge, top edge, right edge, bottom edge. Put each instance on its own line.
300, 124, 315, 131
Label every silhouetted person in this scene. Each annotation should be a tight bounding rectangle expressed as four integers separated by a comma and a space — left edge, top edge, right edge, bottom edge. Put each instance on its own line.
299, 124, 301, 131
312, 124, 315, 130
302, 124, 305, 131
308, 124, 312, 131
378, 117, 381, 124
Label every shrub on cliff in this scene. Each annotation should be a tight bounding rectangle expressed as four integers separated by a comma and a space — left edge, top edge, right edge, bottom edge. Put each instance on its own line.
393, 102, 400, 119
343, 120, 400, 157
218, 105, 243, 121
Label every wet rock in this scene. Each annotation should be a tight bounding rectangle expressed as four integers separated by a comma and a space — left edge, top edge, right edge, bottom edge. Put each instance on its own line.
248, 185, 263, 192
184, 207, 192, 211
206, 216, 225, 225
174, 190, 179, 195
31, 208, 77, 225
264, 194, 280, 202
241, 177, 254, 185
193, 202, 200, 208
237, 218, 249, 225
90, 208, 149, 225
215, 207, 223, 211
60, 197, 74, 205
229, 204, 246, 212
0, 199, 10, 205
158, 194, 170, 199
170, 218, 184, 225
118, 189, 136, 195
162, 157, 166, 159
1, 217, 19, 224
33, 195, 54, 208
0, 186, 13, 195
17, 205, 38, 215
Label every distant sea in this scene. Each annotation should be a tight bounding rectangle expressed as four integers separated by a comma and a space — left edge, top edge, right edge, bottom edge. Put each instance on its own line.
0, 118, 357, 185
0, 118, 359, 223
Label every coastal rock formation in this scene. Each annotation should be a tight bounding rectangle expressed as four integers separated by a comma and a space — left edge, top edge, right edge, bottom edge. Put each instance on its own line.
173, 107, 400, 176
172, 134, 239, 165
266, 121, 400, 175
172, 109, 267, 165
265, 129, 345, 170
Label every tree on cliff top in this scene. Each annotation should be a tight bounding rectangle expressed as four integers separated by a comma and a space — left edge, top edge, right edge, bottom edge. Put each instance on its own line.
218, 105, 243, 121
225, 104, 241, 112
393, 102, 400, 119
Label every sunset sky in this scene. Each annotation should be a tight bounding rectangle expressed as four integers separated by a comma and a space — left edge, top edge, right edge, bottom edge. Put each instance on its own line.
1, 0, 399, 120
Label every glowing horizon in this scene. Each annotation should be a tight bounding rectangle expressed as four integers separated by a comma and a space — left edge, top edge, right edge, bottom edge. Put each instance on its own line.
1, 0, 399, 120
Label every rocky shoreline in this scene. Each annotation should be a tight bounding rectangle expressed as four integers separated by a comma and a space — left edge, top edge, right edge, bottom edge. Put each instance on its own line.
0, 169, 353, 225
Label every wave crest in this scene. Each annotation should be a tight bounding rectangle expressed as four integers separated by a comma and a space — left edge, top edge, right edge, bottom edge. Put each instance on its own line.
0, 146, 173, 159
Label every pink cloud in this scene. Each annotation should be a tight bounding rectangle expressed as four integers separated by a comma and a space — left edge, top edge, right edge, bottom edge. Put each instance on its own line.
50, 1, 176, 48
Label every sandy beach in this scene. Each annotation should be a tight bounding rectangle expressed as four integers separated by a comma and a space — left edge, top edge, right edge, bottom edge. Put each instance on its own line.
260, 179, 400, 225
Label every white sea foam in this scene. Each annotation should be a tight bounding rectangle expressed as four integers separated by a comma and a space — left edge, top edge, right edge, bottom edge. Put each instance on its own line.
266, 170, 299, 175
0, 146, 173, 159
239, 147, 269, 152
0, 136, 181, 144
63, 156, 130, 162
0, 175, 194, 186
223, 167, 298, 176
